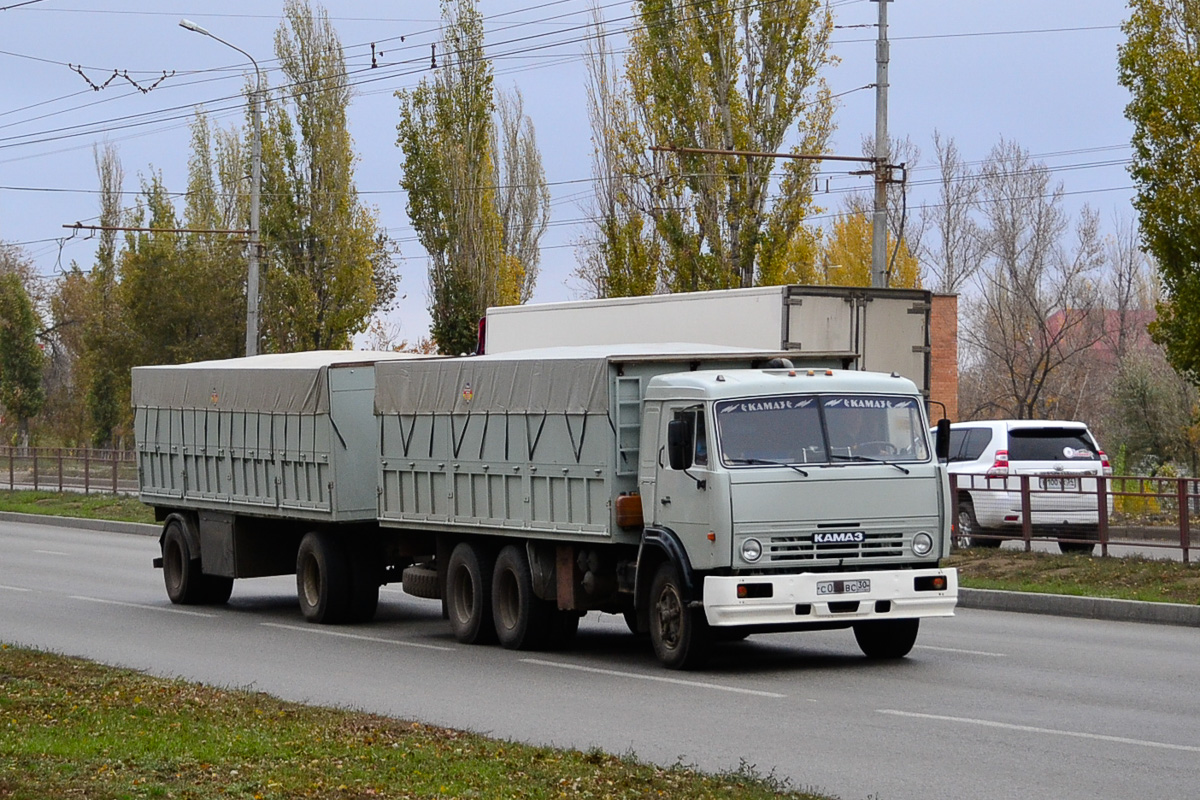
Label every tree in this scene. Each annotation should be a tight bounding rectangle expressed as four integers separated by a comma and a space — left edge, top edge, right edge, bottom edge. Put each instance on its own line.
259, 0, 396, 352
575, 2, 662, 298
0, 254, 45, 448
959, 140, 1107, 420
919, 131, 985, 294
397, 0, 549, 354
819, 195, 921, 288
1118, 0, 1200, 381
493, 89, 550, 303
616, 0, 835, 291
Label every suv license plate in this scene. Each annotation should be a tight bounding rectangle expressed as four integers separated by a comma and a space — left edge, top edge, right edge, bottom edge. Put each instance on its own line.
1042, 477, 1079, 491
816, 579, 871, 596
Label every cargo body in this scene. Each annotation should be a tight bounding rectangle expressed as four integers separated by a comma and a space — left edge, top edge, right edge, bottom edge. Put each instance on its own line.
136, 345, 957, 669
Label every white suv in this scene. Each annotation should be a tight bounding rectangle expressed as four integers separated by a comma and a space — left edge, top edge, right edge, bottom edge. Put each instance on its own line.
942, 420, 1112, 553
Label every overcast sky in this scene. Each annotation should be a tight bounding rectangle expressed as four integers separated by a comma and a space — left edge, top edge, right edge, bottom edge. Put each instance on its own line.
0, 0, 1134, 346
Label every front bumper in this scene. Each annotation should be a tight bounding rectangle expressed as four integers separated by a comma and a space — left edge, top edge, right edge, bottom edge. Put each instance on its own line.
702, 567, 958, 627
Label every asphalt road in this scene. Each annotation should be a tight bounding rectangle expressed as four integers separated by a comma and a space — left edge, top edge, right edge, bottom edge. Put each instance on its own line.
2, 518, 1197, 800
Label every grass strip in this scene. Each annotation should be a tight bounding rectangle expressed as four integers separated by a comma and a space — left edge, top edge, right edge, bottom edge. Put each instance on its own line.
0, 490, 153, 524
948, 549, 1200, 605
0, 646, 825, 800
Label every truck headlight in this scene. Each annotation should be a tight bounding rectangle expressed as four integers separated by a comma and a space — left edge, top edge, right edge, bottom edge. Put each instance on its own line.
912, 532, 934, 556
741, 538, 763, 563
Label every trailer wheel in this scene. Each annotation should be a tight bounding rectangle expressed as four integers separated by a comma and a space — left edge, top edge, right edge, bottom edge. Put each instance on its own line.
162, 519, 204, 605
648, 562, 710, 670
492, 545, 551, 650
446, 542, 496, 644
853, 618, 919, 659
296, 531, 350, 624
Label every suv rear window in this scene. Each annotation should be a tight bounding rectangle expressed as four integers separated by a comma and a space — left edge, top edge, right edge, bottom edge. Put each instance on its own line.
1007, 428, 1096, 461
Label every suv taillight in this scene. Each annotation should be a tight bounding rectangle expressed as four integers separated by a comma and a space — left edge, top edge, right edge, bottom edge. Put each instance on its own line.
1099, 449, 1112, 476
986, 449, 1009, 477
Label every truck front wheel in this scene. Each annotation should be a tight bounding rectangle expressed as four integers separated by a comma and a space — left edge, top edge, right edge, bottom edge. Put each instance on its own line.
446, 542, 497, 644
853, 618, 919, 659
648, 562, 710, 670
296, 531, 350, 624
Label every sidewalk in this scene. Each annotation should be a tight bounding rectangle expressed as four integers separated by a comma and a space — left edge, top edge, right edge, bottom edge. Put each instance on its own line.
4, 510, 1197, 628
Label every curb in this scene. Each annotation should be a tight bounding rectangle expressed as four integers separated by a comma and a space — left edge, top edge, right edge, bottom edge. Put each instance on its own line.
0, 511, 158, 537
959, 587, 1200, 628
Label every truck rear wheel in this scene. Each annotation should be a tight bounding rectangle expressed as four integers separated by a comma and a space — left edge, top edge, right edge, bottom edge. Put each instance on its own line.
296, 531, 350, 624
648, 562, 710, 670
446, 542, 496, 644
492, 544, 551, 650
853, 618, 919, 659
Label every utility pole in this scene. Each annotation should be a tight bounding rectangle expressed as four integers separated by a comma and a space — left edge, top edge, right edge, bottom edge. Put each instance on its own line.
871, 0, 891, 289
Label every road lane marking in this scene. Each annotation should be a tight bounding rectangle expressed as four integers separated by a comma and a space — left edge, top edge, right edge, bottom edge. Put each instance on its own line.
69, 596, 216, 618
260, 622, 454, 651
521, 659, 787, 698
0, 584, 31, 592
915, 644, 1006, 657
877, 709, 1200, 754
34, 550, 70, 556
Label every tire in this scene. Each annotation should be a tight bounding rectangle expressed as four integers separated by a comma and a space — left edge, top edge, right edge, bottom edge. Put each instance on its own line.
346, 538, 381, 624
162, 519, 204, 605
492, 544, 551, 650
648, 562, 710, 670
401, 563, 440, 599
296, 531, 351, 624
446, 542, 497, 644
853, 618, 919, 659
957, 499, 999, 549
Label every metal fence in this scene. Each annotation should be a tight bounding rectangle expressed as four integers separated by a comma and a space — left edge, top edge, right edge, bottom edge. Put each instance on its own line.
951, 473, 1197, 562
1, 447, 138, 496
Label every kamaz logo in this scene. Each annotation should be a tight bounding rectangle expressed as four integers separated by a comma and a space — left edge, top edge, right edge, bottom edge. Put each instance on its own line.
813, 531, 865, 544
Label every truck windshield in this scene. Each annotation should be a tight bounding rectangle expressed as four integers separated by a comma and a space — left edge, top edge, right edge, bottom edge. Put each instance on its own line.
716, 394, 930, 466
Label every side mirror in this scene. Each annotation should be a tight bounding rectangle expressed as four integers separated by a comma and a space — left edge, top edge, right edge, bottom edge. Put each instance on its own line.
935, 418, 951, 462
667, 418, 693, 471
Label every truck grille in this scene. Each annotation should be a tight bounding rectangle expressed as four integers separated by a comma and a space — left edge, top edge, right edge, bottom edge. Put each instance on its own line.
758, 530, 906, 565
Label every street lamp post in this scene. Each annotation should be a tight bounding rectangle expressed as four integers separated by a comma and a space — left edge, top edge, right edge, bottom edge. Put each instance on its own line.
180, 18, 263, 357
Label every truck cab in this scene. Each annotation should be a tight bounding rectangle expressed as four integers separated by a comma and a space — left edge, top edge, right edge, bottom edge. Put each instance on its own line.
635, 366, 957, 667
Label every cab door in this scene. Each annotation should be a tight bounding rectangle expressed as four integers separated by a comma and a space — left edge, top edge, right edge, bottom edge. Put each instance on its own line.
652, 403, 730, 571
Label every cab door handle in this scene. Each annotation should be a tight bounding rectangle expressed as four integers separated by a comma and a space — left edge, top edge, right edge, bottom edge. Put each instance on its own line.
660, 496, 671, 505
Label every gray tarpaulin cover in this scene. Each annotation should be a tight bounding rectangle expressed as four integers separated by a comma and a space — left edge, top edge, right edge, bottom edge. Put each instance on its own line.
373, 344, 776, 416
132, 351, 425, 414
375, 356, 609, 415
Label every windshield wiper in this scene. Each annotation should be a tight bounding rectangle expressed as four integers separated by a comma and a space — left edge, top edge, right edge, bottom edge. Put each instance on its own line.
829, 453, 910, 474
726, 457, 808, 477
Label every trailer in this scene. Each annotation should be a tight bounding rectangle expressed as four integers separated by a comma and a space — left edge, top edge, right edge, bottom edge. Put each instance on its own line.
136, 345, 958, 669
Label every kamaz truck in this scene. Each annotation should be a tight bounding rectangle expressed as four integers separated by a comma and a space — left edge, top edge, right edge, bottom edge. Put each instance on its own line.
134, 345, 957, 669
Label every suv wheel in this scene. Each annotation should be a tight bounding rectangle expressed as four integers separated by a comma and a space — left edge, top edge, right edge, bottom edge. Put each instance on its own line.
957, 499, 999, 549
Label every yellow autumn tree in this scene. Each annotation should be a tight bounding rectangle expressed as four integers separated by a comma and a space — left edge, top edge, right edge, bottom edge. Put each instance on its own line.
819, 206, 920, 288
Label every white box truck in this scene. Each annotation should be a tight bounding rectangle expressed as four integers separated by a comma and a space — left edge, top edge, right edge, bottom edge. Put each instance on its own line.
135, 345, 957, 669
480, 285, 936, 398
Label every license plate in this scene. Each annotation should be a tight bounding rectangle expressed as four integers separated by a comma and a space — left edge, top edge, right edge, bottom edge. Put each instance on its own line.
1042, 477, 1079, 491
816, 579, 871, 596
